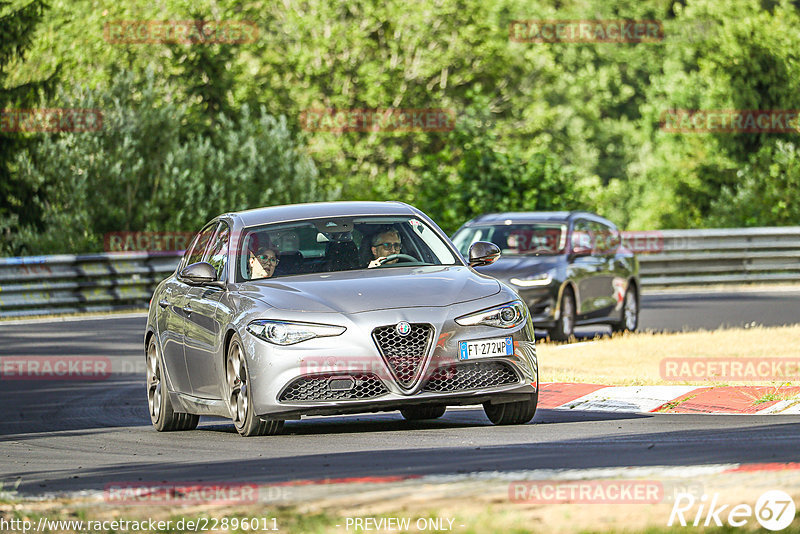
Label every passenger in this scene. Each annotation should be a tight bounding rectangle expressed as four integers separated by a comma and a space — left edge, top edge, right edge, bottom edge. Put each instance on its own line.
367, 228, 403, 268
249, 245, 280, 279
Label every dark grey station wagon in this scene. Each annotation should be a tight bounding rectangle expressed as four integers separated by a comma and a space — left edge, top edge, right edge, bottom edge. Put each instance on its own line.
452, 211, 640, 341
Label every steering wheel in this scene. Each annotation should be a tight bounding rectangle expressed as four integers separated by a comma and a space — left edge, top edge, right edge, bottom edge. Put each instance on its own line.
376, 253, 418, 266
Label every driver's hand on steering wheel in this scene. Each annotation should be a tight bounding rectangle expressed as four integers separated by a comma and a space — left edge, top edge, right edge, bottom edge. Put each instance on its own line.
368, 256, 397, 268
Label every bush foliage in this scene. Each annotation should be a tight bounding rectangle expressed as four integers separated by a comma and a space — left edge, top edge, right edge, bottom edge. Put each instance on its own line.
2, 0, 800, 254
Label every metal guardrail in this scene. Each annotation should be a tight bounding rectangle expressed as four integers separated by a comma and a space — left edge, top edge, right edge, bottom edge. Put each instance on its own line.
637, 227, 800, 286
1, 226, 799, 318
0, 252, 181, 318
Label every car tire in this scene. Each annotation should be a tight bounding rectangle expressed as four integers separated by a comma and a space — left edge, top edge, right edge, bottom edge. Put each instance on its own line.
226, 334, 284, 437
400, 405, 447, 421
612, 284, 639, 333
483, 389, 538, 425
146, 337, 199, 432
549, 287, 576, 341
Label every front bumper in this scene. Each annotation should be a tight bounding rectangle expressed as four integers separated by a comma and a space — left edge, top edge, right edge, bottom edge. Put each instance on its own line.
264, 384, 537, 419
241, 304, 538, 418
512, 286, 559, 328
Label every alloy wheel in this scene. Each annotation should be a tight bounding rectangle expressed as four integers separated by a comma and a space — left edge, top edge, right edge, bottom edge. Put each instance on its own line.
624, 290, 638, 330
146, 340, 162, 423
227, 342, 248, 426
561, 293, 575, 335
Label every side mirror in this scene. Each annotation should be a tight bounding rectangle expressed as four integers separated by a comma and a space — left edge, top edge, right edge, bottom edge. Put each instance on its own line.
468, 241, 501, 267
179, 262, 220, 286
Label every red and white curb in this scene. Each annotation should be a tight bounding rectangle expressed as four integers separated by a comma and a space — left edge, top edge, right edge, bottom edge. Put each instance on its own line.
539, 383, 800, 414
266, 463, 800, 486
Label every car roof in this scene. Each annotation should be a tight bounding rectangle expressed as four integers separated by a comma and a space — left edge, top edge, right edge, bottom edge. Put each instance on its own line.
225, 201, 418, 228
462, 211, 615, 227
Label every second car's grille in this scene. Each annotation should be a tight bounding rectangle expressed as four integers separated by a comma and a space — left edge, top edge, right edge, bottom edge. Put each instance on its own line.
422, 361, 519, 393
278, 374, 388, 402
372, 323, 433, 389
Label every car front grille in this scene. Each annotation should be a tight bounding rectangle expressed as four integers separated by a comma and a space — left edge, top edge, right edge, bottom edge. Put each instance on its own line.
422, 361, 520, 393
371, 323, 433, 389
278, 373, 388, 402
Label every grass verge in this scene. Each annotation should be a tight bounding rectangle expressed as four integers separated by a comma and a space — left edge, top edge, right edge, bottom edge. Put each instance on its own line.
537, 324, 800, 386
3, 474, 800, 534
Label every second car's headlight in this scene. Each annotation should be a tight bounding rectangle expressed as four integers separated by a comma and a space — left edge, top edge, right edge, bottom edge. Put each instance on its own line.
455, 300, 527, 329
246, 320, 346, 346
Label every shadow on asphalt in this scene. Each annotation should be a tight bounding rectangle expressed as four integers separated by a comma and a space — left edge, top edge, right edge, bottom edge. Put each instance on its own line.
0, 375, 151, 441
194, 407, 651, 436
7, 416, 800, 495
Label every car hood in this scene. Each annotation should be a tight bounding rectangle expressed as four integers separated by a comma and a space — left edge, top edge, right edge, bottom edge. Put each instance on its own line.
476, 255, 561, 281
237, 265, 502, 314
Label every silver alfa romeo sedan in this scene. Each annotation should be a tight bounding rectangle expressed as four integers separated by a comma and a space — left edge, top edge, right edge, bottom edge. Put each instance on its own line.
145, 201, 538, 436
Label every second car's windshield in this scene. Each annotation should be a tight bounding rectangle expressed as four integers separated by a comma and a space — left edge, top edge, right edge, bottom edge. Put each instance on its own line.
452, 224, 567, 256
237, 216, 459, 281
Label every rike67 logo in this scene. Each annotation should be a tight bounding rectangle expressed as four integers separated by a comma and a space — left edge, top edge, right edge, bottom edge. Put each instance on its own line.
669, 490, 796, 531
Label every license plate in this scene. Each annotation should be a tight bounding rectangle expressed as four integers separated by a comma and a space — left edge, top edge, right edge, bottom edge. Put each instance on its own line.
458, 337, 513, 361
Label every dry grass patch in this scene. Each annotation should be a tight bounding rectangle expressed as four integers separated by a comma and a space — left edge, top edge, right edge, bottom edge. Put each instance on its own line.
537, 325, 800, 386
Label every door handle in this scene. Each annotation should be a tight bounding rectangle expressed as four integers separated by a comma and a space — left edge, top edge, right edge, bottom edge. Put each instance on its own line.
182, 305, 193, 315
158, 299, 169, 309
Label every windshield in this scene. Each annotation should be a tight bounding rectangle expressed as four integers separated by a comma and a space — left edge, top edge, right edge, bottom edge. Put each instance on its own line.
452, 223, 568, 256
237, 216, 460, 281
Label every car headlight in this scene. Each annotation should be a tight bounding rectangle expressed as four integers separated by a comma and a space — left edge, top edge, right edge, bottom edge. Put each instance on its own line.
510, 270, 554, 287
246, 320, 346, 346
455, 300, 527, 329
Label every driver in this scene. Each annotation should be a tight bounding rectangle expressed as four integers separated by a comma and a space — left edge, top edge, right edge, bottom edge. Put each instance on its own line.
367, 228, 403, 268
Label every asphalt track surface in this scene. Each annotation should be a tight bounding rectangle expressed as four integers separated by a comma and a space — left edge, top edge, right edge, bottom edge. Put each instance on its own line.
2, 288, 800, 496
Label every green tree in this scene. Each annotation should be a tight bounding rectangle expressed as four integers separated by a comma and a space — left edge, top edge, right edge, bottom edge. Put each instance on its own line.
8, 0, 800, 246
707, 140, 800, 227
0, 0, 58, 249
418, 110, 588, 234
631, 0, 800, 228
7, 71, 324, 255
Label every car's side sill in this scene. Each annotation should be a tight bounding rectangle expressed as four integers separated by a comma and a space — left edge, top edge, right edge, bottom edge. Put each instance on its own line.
170, 391, 230, 418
